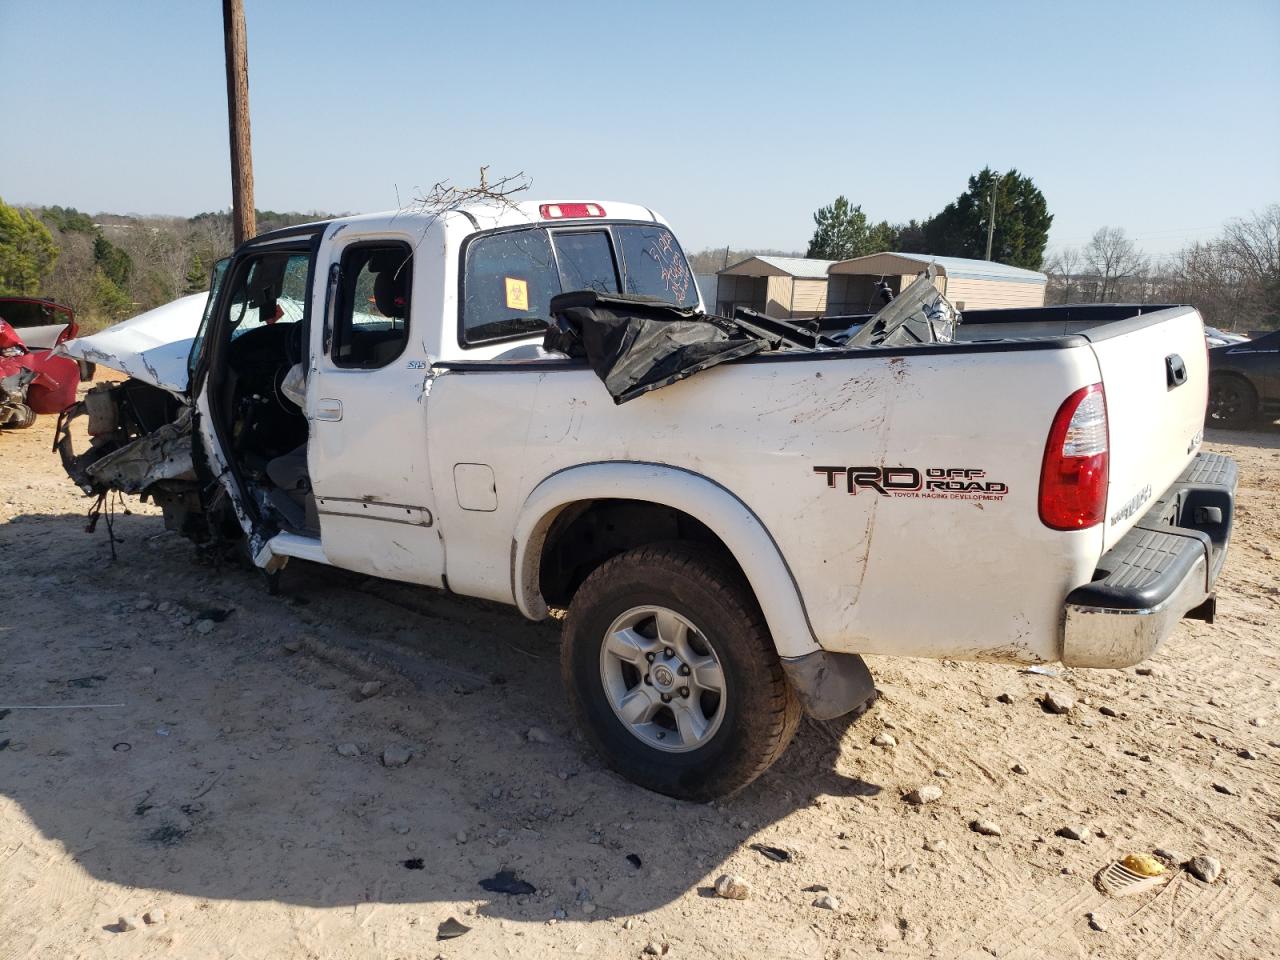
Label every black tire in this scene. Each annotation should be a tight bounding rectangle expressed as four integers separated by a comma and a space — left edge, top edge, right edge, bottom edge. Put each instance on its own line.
1207, 374, 1258, 428
562, 542, 801, 801
0, 402, 36, 429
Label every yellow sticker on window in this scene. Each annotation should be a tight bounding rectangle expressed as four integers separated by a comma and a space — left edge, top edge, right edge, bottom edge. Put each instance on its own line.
504, 277, 529, 311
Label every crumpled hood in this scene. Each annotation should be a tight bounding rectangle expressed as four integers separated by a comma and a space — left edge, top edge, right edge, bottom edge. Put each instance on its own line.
59, 293, 207, 397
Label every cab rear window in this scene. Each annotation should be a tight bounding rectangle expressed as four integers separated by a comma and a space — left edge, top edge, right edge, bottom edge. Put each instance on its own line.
461, 223, 696, 346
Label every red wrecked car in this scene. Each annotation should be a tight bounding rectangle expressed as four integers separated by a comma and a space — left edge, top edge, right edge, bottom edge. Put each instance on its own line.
0, 312, 81, 429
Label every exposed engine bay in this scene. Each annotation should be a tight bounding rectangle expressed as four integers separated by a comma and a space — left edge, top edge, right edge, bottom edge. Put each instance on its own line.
54, 378, 211, 540
55, 317, 315, 546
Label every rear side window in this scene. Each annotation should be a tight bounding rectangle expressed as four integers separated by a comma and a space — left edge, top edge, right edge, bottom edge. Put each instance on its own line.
461, 223, 697, 346
553, 232, 619, 295
615, 225, 697, 307
0, 300, 72, 328
332, 244, 412, 369
461, 229, 559, 345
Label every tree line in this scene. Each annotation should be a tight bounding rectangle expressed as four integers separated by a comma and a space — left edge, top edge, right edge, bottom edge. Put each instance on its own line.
0, 198, 329, 331
687, 165, 1277, 333
687, 167, 1054, 275
1043, 210, 1279, 333
3, 187, 1277, 335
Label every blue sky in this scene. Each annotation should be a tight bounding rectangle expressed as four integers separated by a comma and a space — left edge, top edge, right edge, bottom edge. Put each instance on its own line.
2, 0, 1277, 256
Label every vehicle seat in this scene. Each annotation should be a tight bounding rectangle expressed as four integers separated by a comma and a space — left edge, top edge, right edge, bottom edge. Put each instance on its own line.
265, 443, 319, 535
373, 266, 407, 320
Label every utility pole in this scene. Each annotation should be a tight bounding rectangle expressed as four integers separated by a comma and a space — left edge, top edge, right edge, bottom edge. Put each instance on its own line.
984, 172, 1004, 261
223, 0, 255, 246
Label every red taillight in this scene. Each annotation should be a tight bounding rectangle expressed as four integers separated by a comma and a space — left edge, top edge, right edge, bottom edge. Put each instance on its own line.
539, 202, 606, 220
1039, 383, 1109, 530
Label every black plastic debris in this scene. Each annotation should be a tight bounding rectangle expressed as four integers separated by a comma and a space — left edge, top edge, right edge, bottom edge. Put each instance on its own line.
750, 843, 792, 863
479, 870, 536, 895
626, 853, 643, 869
402, 858, 425, 870
112, 742, 131, 753
437, 917, 471, 940
544, 291, 772, 405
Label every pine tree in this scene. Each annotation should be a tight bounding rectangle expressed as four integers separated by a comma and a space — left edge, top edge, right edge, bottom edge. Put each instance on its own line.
0, 197, 58, 294
922, 168, 1053, 269
185, 253, 208, 294
806, 196, 873, 260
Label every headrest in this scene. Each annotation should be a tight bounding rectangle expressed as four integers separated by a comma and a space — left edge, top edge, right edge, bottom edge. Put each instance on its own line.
373, 268, 407, 318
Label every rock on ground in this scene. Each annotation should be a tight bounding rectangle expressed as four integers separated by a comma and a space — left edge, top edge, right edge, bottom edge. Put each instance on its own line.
381, 744, 412, 767
812, 893, 840, 910
871, 732, 897, 747
904, 785, 942, 805
713, 874, 750, 900
1041, 691, 1075, 714
1187, 855, 1222, 883
971, 819, 1003, 836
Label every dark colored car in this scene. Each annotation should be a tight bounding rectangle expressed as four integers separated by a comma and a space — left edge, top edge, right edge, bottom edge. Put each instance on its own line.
1207, 330, 1280, 427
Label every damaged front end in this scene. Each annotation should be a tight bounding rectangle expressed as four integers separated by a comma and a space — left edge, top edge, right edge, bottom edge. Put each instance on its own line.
55, 380, 225, 543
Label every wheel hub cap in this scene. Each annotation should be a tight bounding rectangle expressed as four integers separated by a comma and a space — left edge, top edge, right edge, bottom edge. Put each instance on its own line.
651, 663, 676, 690
599, 605, 727, 754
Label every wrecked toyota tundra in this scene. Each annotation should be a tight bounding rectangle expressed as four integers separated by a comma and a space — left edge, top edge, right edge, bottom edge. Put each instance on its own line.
55, 200, 1237, 800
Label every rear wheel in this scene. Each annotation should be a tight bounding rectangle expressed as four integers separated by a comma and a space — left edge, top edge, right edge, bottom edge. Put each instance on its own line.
1208, 374, 1257, 428
561, 543, 801, 801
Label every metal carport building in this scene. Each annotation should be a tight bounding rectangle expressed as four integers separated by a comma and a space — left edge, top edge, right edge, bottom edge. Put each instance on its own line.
826, 253, 1048, 314
715, 256, 834, 319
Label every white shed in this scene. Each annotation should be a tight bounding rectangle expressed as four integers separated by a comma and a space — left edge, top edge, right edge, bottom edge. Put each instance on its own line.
715, 256, 834, 319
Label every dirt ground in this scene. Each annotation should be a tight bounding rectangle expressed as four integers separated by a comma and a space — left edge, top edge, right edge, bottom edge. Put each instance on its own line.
1, 382, 1278, 960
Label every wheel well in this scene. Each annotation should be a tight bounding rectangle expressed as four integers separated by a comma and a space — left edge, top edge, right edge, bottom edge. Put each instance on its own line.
1210, 371, 1254, 388
538, 499, 746, 608
1210, 372, 1258, 403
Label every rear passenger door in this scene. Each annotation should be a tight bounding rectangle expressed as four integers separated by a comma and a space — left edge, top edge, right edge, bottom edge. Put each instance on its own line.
306, 236, 445, 586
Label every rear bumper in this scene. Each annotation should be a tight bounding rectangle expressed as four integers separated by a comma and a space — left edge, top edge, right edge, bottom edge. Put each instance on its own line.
1062, 452, 1237, 668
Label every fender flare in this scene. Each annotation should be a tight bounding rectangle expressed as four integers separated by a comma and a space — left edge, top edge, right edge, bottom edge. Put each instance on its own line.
510, 461, 820, 659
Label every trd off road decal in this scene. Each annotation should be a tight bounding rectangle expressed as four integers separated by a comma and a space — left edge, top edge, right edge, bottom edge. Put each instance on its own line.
813, 466, 1009, 501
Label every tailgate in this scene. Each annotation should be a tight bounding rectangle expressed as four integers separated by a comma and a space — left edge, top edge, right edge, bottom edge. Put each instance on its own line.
1089, 306, 1208, 552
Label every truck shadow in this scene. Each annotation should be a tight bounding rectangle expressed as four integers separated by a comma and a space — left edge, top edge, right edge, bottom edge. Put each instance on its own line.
0, 508, 882, 921
1205, 420, 1280, 450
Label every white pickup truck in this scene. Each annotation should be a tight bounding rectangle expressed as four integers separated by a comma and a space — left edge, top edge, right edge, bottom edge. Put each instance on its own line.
56, 199, 1236, 800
